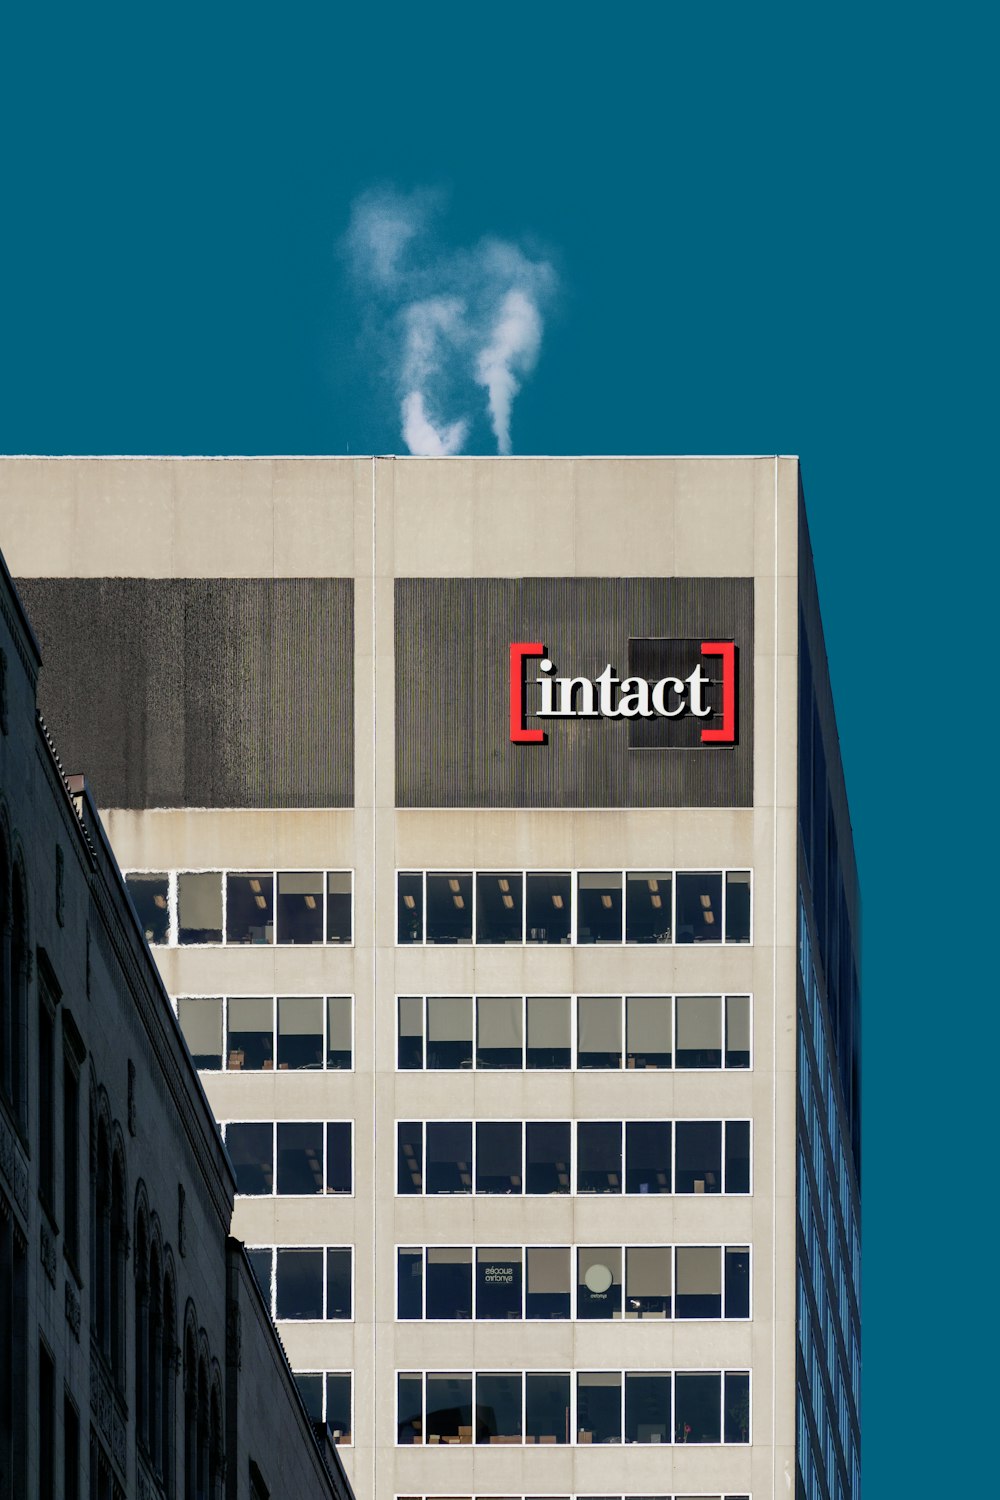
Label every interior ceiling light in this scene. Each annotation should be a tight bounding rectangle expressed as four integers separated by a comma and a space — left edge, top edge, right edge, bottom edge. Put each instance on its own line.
646, 878, 659, 893
154, 894, 167, 909
304, 894, 317, 909
497, 877, 510, 893
700, 894, 712, 909
249, 878, 262, 894
651, 894, 663, 909
551, 893, 564, 909
254, 894, 267, 910
403, 894, 416, 910
703, 910, 715, 924
601, 894, 613, 909
502, 894, 515, 909
453, 895, 465, 909
448, 878, 461, 893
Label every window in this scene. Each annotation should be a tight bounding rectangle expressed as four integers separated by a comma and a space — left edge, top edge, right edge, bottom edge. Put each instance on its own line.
626, 994, 671, 1068
276, 873, 323, 944
248, 1247, 352, 1321
225, 1124, 273, 1196
425, 874, 472, 943
577, 1372, 621, 1443
525, 1121, 570, 1194
475, 873, 523, 943
475, 1122, 521, 1194
177, 998, 223, 1069
63, 1394, 79, 1500
426, 1122, 472, 1194
476, 1373, 522, 1443
577, 872, 623, 943
227, 874, 274, 944
124, 871, 353, 945
476, 1248, 522, 1319
724, 1370, 751, 1442
526, 1247, 570, 1318
525, 872, 572, 943
426, 996, 472, 1069
675, 1122, 721, 1194
577, 995, 621, 1068
126, 874, 170, 944
676, 1247, 722, 1318
725, 1246, 751, 1318
38, 1342, 55, 1500
294, 1373, 352, 1445
277, 997, 323, 1069
725, 871, 752, 942
526, 995, 570, 1068
525, 1372, 570, 1442
676, 995, 722, 1068
476, 995, 522, 1068
276, 1123, 324, 1195
625, 1246, 671, 1318
724, 1120, 751, 1194
625, 871, 672, 942
577, 1122, 621, 1193
577, 1248, 622, 1319
397, 1122, 423, 1194
326, 996, 352, 1069
397, 874, 423, 944
625, 1121, 672, 1194
179, 995, 352, 1072
177, 873, 222, 944
675, 871, 722, 943
397, 997, 423, 1069
225, 1122, 352, 1196
625, 1371, 670, 1444
426, 1249, 472, 1320
227, 998, 273, 1071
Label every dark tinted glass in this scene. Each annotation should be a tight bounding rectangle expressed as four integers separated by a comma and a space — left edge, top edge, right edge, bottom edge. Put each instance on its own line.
577, 1373, 621, 1442
276, 1122, 324, 1194
126, 874, 169, 943
625, 871, 672, 943
577, 872, 623, 943
577, 1121, 622, 1193
325, 1374, 352, 1443
226, 1123, 273, 1195
426, 1122, 472, 1194
675, 871, 722, 944
476, 1248, 522, 1319
397, 1374, 423, 1444
525, 1121, 571, 1194
525, 872, 571, 943
397, 1249, 423, 1319
326, 1249, 352, 1318
675, 1120, 722, 1194
326, 872, 352, 942
625, 1372, 670, 1443
295, 1374, 323, 1424
426, 1373, 473, 1443
476, 1373, 522, 1441
476, 1121, 522, 1193
674, 1371, 720, 1443
276, 872, 323, 944
397, 873, 423, 943
326, 1123, 352, 1194
725, 1247, 751, 1318
426, 1248, 472, 1319
397, 996, 423, 1069
725, 1120, 751, 1193
397, 1122, 423, 1194
725, 871, 752, 942
625, 1121, 672, 1194
476, 873, 523, 943
426, 874, 473, 943
275, 1249, 323, 1319
177, 872, 223, 944
525, 1373, 570, 1443
226, 873, 274, 945
724, 1371, 751, 1442
246, 1249, 271, 1301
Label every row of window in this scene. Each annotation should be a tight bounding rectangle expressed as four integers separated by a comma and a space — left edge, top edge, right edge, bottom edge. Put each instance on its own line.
177, 994, 353, 1071
397, 1244, 751, 1321
396, 1370, 751, 1446
246, 1246, 353, 1320
222, 1122, 353, 1196
399, 993, 751, 1071
397, 1120, 751, 1196
399, 870, 752, 946
124, 870, 353, 946
293, 1372, 353, 1447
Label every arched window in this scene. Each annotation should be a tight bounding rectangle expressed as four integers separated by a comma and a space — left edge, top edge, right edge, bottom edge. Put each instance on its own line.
183, 1326, 197, 1500
196, 1357, 209, 1500
208, 1381, 224, 1500
110, 1147, 127, 1388
134, 1211, 150, 1447
161, 1271, 177, 1497
148, 1241, 163, 1474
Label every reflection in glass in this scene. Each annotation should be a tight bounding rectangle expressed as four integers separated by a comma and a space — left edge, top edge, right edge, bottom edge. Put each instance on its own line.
177, 997, 222, 1069
227, 997, 273, 1071
625, 872, 672, 943
725, 1120, 751, 1193
725, 1247, 751, 1318
275, 1249, 324, 1320
177, 872, 222, 944
397, 996, 423, 1070
226, 873, 274, 945
426, 1248, 472, 1319
277, 995, 323, 1070
397, 873, 423, 944
246, 1249, 272, 1302
525, 1122, 571, 1194
724, 1370, 751, 1442
476, 995, 522, 1069
426, 874, 473, 944
577, 872, 623, 943
626, 995, 672, 1069
126, 874, 170, 944
476, 873, 523, 943
525, 872, 572, 944
675, 871, 722, 944
577, 1371, 621, 1443
326, 872, 353, 943
675, 1121, 722, 1194
226, 1123, 273, 1195
277, 872, 324, 944
325, 1374, 352, 1444
427, 995, 472, 1069
526, 995, 570, 1069
676, 995, 722, 1068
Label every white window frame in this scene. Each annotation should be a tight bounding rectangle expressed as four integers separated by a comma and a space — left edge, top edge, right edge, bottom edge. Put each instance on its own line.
173, 993, 355, 1073
221, 1120, 355, 1198
245, 1244, 355, 1322
123, 868, 355, 947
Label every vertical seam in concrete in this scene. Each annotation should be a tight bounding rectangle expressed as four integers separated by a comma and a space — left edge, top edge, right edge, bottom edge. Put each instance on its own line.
772, 452, 780, 1494
371, 453, 378, 1500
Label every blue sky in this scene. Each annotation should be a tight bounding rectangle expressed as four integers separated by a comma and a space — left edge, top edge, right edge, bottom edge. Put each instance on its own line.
1, 2, 996, 1487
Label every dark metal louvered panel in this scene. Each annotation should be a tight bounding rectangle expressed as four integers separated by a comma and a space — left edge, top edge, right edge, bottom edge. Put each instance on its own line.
17, 577, 354, 808
395, 577, 753, 808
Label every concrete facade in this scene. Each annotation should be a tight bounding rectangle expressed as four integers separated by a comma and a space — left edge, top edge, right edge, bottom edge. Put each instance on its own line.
1, 455, 861, 1500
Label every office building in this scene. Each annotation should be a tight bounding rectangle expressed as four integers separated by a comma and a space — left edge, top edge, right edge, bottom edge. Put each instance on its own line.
2, 454, 861, 1500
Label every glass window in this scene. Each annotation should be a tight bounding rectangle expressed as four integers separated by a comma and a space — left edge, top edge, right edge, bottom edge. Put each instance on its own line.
126, 874, 170, 943
476, 1248, 522, 1319
326, 995, 352, 1069
476, 1121, 522, 1194
676, 995, 722, 1068
275, 1248, 324, 1320
725, 995, 751, 1069
426, 1122, 472, 1194
526, 995, 570, 1068
675, 871, 722, 944
397, 1249, 423, 1319
724, 1370, 751, 1442
397, 873, 423, 944
476, 996, 522, 1069
577, 1122, 622, 1193
577, 872, 623, 943
276, 1122, 324, 1195
525, 1372, 569, 1443
476, 873, 523, 944
577, 1372, 621, 1444
526, 1247, 571, 1319
577, 1247, 622, 1319
277, 995, 323, 1070
397, 1122, 423, 1195
326, 1123, 352, 1195
625, 1121, 672, 1194
326, 1249, 352, 1318
227, 997, 273, 1071
724, 1121, 751, 1193
675, 1121, 722, 1194
525, 872, 571, 944
625, 1372, 671, 1444
476, 1373, 522, 1443
625, 871, 672, 943
295, 1373, 323, 1427
326, 872, 352, 942
525, 1121, 571, 1195
725, 871, 751, 943
177, 997, 222, 1069
397, 1373, 423, 1444
626, 995, 672, 1069
426, 874, 472, 944
426, 1248, 472, 1319
246, 1248, 272, 1302
398, 996, 424, 1070
625, 1246, 671, 1319
177, 872, 222, 944
675, 1247, 722, 1318
577, 995, 622, 1068
226, 872, 274, 944
725, 1247, 751, 1318
276, 872, 323, 944
426, 995, 472, 1069
426, 1373, 473, 1444
325, 1374, 352, 1444
226, 1123, 273, 1195
675, 1372, 720, 1443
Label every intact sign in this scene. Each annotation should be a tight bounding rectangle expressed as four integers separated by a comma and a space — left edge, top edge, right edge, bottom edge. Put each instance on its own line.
510, 638, 736, 747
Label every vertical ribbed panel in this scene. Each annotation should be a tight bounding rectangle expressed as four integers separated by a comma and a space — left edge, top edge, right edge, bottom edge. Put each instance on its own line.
17, 577, 354, 808
395, 577, 753, 808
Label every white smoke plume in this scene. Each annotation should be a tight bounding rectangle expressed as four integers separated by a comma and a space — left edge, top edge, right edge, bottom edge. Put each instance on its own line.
345, 188, 556, 456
